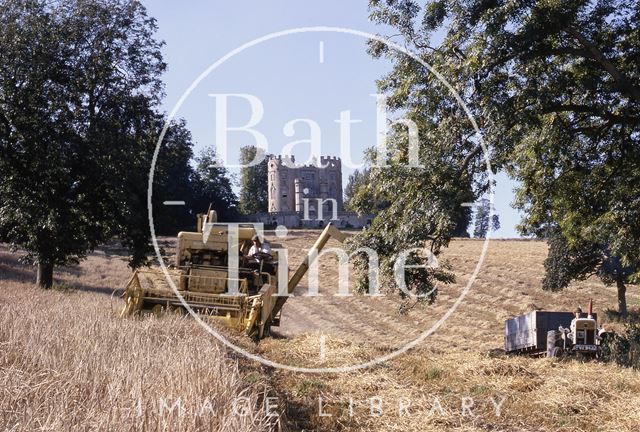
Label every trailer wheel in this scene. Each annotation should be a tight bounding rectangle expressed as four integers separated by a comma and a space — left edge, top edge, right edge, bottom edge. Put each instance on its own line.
547, 330, 560, 357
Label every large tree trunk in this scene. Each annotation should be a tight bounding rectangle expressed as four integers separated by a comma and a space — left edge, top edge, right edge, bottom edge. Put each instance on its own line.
616, 276, 628, 317
36, 262, 54, 289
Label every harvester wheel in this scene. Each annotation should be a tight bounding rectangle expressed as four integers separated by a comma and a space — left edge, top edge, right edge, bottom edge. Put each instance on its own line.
120, 286, 143, 317
259, 322, 271, 339
172, 306, 186, 316
152, 304, 164, 317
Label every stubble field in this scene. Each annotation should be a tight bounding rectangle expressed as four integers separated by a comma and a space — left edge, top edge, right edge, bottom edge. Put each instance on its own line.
1, 232, 639, 431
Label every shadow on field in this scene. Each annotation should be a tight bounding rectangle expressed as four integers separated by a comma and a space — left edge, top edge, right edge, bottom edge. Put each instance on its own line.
268, 330, 295, 340
0, 246, 123, 297
64, 283, 123, 297
96, 240, 133, 257
0, 253, 35, 284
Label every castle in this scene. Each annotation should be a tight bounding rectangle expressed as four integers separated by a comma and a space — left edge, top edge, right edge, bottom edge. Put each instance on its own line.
267, 155, 343, 215
240, 154, 371, 228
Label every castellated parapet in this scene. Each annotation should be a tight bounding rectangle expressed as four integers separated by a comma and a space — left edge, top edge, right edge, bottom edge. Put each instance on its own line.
267, 155, 343, 214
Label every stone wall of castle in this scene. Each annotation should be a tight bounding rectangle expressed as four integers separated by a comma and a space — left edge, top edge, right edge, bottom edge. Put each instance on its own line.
242, 211, 372, 229
267, 155, 343, 214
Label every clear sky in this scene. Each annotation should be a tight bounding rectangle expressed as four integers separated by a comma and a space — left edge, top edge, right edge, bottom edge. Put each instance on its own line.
142, 0, 522, 237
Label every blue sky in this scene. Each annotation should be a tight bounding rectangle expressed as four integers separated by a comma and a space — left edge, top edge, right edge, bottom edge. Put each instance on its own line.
143, 0, 522, 237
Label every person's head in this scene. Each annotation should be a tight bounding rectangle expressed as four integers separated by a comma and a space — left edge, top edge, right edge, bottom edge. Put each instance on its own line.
574, 307, 582, 318
251, 235, 261, 247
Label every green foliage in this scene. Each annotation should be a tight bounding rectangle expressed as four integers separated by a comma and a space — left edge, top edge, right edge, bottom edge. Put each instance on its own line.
348, 146, 463, 299
190, 148, 238, 222
344, 168, 389, 214
238, 146, 268, 215
473, 198, 500, 238
450, 204, 473, 238
0, 0, 166, 285
543, 230, 602, 292
151, 119, 197, 235
599, 323, 640, 369
0, 0, 238, 287
365, 0, 640, 307
543, 228, 634, 314
424, 366, 443, 380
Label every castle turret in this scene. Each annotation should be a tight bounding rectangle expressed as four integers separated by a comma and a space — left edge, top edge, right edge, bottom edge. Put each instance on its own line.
294, 178, 303, 213
268, 155, 297, 213
267, 155, 281, 213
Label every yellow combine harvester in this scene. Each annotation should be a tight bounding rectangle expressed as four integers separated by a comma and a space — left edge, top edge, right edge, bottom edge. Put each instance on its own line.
120, 211, 346, 338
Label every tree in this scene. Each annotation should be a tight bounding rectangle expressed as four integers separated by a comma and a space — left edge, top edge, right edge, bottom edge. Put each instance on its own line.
343, 169, 365, 212
473, 198, 500, 238
544, 229, 634, 316
0, 0, 165, 287
238, 146, 268, 215
151, 118, 197, 235
190, 148, 238, 222
365, 0, 639, 313
345, 166, 472, 235
344, 168, 389, 214
347, 140, 479, 299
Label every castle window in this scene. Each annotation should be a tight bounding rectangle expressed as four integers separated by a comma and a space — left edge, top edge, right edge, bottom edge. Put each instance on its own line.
303, 170, 315, 183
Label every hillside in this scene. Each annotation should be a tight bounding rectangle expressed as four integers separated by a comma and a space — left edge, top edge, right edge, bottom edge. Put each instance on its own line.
1, 235, 639, 431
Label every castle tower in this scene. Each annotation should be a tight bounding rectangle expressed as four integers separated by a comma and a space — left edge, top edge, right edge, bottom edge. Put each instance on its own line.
268, 154, 342, 214
319, 156, 343, 211
268, 155, 296, 213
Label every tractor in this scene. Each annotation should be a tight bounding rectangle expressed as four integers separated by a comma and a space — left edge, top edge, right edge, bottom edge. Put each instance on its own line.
505, 300, 613, 358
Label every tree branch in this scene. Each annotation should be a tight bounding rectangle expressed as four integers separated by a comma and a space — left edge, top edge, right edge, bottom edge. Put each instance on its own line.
564, 26, 640, 102
540, 103, 636, 124
459, 141, 484, 176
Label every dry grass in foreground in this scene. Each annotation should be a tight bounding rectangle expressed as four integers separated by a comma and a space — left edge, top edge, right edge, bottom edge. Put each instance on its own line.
2, 238, 640, 431
0, 281, 275, 432
251, 333, 640, 431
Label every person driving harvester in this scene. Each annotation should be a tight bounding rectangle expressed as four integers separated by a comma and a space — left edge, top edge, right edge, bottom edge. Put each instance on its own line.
244, 234, 275, 275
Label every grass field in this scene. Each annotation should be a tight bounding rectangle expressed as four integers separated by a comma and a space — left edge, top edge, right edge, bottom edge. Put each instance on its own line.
1, 234, 639, 431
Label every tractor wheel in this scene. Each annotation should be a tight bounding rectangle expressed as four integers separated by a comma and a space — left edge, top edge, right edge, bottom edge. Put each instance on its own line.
549, 346, 564, 358
576, 352, 596, 362
547, 330, 560, 357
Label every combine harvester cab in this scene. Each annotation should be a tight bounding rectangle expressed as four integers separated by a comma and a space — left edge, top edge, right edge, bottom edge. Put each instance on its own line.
121, 211, 346, 339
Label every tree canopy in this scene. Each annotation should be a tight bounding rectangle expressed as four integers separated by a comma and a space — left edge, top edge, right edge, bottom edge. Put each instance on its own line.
0, 0, 167, 286
473, 198, 500, 238
238, 146, 268, 215
190, 147, 238, 222
344, 167, 389, 215
0, 0, 237, 288
358, 0, 639, 311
